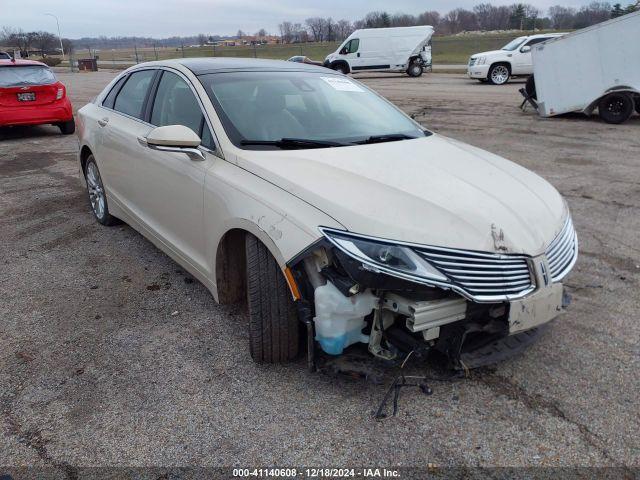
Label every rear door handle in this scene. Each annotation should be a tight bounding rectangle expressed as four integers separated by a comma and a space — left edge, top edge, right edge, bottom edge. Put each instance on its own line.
97, 117, 109, 127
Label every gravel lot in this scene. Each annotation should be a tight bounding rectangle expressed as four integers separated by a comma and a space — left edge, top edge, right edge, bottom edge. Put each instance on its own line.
1, 68, 639, 475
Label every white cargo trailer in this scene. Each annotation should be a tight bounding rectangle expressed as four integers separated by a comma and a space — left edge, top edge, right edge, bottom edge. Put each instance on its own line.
523, 11, 640, 124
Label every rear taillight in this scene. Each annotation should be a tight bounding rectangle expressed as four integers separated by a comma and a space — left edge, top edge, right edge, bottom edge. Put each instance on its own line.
56, 87, 64, 100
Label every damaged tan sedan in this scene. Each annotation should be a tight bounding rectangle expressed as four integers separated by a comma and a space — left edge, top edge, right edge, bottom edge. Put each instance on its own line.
77, 58, 578, 369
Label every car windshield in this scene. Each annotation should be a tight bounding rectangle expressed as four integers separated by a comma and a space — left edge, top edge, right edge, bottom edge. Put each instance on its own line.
501, 37, 528, 51
198, 71, 427, 149
0, 66, 56, 87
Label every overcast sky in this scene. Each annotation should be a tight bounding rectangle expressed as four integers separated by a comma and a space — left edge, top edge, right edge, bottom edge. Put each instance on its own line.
2, 0, 602, 38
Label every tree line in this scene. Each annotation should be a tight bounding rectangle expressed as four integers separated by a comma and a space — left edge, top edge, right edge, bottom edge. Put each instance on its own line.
0, 27, 73, 54
1, 1, 638, 52
281, 1, 640, 42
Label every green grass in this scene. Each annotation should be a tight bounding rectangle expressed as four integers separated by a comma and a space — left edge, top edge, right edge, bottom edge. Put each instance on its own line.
67, 31, 567, 67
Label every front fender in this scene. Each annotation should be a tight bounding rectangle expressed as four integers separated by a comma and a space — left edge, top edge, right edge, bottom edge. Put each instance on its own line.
204, 158, 343, 301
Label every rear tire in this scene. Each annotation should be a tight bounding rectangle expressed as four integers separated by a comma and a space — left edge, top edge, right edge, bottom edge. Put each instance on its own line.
84, 156, 118, 226
407, 61, 423, 77
488, 63, 510, 85
58, 118, 75, 135
245, 234, 299, 363
598, 93, 633, 124
635, 96, 640, 115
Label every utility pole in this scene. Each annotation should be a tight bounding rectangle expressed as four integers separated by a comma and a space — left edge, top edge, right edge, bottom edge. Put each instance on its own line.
134, 44, 139, 63
153, 43, 158, 60
181, 44, 185, 57
44, 13, 65, 60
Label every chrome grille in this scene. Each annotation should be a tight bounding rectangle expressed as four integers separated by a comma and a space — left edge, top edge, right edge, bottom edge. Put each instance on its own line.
545, 216, 578, 282
416, 247, 534, 301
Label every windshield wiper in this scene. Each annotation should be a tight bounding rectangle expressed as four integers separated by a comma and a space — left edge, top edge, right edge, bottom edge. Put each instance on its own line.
240, 138, 350, 149
355, 133, 419, 145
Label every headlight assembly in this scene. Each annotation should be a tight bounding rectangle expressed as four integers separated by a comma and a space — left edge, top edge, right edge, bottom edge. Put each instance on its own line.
477, 56, 487, 65
319, 227, 448, 284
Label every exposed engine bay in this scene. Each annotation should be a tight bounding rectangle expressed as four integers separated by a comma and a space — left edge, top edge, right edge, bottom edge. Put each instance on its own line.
288, 238, 565, 372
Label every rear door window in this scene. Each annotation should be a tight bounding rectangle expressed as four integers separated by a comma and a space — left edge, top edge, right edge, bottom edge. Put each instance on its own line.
102, 75, 128, 109
113, 69, 155, 120
0, 66, 56, 87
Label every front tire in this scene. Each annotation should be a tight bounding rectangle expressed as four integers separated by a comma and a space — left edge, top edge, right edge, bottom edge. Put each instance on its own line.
598, 93, 634, 124
84, 156, 118, 226
58, 119, 75, 135
245, 234, 299, 363
332, 63, 349, 75
488, 63, 510, 85
407, 61, 423, 77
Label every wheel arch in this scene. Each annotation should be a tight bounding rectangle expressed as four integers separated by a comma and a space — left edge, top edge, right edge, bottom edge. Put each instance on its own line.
490, 61, 512, 74
584, 87, 640, 115
213, 220, 291, 305
79, 145, 93, 175
329, 60, 350, 74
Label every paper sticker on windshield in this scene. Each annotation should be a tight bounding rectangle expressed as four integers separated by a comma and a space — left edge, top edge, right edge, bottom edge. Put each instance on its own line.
321, 76, 364, 92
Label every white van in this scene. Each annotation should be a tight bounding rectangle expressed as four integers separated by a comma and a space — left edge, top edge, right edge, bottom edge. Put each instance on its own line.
323, 26, 434, 77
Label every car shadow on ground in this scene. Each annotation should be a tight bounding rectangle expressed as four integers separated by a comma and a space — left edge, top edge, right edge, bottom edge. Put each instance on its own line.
0, 125, 63, 141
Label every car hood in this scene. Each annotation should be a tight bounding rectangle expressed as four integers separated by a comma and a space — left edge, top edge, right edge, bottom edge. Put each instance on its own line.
235, 135, 567, 255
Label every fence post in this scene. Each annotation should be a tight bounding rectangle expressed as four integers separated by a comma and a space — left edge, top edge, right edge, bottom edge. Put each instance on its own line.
134, 44, 139, 64
253, 43, 257, 58
181, 44, 185, 57
213, 44, 216, 57
153, 43, 158, 60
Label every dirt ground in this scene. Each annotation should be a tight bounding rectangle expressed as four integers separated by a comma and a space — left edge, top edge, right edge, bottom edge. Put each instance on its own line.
1, 68, 639, 475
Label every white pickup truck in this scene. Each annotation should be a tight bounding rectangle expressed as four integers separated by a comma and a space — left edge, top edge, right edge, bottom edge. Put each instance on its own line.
522, 11, 640, 124
468, 33, 565, 85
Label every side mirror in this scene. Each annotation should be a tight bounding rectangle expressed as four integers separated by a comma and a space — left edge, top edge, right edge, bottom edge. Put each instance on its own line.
339, 47, 347, 55
520, 45, 531, 53
140, 125, 204, 160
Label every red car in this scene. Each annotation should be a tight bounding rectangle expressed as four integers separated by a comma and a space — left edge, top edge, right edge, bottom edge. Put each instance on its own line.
0, 59, 74, 134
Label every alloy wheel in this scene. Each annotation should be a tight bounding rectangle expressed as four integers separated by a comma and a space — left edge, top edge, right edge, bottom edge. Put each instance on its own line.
491, 65, 510, 85
86, 162, 106, 220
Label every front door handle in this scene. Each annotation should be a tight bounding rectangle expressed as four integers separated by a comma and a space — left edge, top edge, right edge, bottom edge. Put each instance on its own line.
357, 53, 360, 57
97, 117, 109, 127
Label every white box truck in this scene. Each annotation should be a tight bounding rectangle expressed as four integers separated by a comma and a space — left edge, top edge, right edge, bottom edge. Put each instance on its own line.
522, 11, 640, 124
323, 26, 434, 77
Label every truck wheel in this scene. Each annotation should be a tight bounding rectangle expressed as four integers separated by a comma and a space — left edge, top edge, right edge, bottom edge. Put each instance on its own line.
58, 119, 75, 135
332, 63, 349, 75
525, 75, 537, 100
635, 96, 640, 115
598, 93, 634, 124
407, 61, 423, 77
245, 234, 299, 363
488, 64, 510, 85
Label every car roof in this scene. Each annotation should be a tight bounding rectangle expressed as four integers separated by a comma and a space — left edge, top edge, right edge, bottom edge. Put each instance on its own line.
138, 58, 329, 75
0, 59, 47, 67
527, 33, 566, 39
